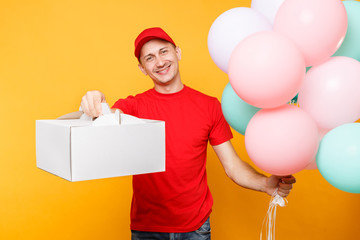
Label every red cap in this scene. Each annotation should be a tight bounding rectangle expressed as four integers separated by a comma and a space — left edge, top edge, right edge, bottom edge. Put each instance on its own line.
134, 27, 176, 59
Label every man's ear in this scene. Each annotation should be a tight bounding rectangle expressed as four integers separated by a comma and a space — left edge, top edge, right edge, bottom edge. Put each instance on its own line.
138, 63, 147, 76
175, 46, 181, 61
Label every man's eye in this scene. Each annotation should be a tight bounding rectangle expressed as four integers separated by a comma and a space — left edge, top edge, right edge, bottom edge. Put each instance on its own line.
146, 56, 153, 61
161, 50, 168, 54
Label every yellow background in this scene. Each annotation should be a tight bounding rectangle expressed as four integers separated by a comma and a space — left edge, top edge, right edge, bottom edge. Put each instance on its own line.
1, 0, 359, 239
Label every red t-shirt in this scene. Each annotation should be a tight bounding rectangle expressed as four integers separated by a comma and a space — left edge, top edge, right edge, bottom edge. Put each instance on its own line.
112, 85, 233, 232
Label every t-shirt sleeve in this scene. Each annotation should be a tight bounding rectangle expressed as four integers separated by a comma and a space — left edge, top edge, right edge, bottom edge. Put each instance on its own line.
209, 98, 233, 146
111, 95, 138, 116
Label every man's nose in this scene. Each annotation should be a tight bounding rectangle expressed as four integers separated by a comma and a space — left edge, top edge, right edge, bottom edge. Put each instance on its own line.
155, 56, 165, 67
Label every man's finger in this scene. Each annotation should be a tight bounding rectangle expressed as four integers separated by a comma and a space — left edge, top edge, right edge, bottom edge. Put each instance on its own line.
279, 182, 293, 190
81, 96, 90, 115
94, 99, 103, 116
86, 93, 98, 117
281, 175, 296, 184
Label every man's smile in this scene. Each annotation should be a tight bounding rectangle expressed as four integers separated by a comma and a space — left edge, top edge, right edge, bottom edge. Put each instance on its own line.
155, 64, 171, 75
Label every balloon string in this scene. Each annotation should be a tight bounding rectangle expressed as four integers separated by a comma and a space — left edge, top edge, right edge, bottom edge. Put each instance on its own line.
260, 188, 287, 240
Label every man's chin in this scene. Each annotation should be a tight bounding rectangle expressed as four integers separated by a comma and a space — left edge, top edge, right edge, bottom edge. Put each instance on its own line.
153, 78, 173, 86
154, 75, 172, 83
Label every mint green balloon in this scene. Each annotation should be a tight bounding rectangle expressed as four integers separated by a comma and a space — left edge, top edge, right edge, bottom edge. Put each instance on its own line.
316, 123, 360, 193
221, 83, 261, 135
332, 1, 360, 61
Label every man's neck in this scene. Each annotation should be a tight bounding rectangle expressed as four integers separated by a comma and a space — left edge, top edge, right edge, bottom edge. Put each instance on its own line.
154, 79, 184, 94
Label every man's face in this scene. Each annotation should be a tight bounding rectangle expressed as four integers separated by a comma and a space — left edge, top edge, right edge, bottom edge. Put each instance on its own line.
138, 39, 181, 86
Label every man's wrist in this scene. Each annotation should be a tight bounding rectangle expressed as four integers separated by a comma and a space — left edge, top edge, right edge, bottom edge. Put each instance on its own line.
259, 175, 268, 193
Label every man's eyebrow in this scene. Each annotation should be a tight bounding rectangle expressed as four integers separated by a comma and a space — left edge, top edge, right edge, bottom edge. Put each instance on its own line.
159, 47, 169, 51
143, 47, 169, 59
143, 53, 154, 59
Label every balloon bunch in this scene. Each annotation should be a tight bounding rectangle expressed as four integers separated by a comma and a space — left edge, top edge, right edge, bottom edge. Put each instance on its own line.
209, 0, 360, 193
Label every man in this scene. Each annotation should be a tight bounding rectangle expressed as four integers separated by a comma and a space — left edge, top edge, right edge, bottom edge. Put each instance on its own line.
81, 27, 295, 240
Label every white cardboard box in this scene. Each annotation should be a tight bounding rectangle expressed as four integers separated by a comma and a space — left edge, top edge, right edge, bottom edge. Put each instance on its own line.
36, 112, 165, 182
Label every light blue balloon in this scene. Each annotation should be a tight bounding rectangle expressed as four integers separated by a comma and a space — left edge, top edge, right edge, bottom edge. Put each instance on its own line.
332, 1, 360, 61
221, 83, 261, 135
316, 123, 360, 193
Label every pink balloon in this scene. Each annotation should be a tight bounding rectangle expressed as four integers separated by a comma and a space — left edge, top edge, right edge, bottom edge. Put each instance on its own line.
245, 105, 319, 175
228, 31, 305, 109
298, 56, 360, 130
305, 159, 317, 170
305, 128, 329, 170
274, 0, 347, 67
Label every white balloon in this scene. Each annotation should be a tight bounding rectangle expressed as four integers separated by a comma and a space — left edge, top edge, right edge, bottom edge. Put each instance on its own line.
251, 0, 285, 24
207, 7, 272, 73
